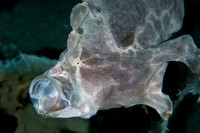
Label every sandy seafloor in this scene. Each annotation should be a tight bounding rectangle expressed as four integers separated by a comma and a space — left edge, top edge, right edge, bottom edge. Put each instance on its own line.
0, 0, 200, 133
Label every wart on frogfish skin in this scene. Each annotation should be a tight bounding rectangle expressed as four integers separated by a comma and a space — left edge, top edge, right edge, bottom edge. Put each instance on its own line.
29, 0, 200, 121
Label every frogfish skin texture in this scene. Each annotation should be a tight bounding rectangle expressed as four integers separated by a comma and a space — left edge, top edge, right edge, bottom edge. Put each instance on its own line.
29, 0, 200, 120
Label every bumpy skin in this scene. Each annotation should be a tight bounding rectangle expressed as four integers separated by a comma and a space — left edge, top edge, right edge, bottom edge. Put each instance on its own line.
29, 0, 200, 120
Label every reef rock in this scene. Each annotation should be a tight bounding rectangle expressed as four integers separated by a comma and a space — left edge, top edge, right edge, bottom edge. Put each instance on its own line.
29, 0, 200, 120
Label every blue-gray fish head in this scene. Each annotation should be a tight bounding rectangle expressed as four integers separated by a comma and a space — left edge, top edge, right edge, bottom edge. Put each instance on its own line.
29, 63, 97, 119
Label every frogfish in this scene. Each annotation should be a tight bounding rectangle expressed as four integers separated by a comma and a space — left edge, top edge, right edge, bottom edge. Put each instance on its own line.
29, 0, 200, 120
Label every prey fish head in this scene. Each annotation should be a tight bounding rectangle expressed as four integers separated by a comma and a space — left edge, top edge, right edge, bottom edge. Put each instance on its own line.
29, 62, 97, 118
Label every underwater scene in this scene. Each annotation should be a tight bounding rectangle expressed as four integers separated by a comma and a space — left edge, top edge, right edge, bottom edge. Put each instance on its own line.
0, 0, 200, 133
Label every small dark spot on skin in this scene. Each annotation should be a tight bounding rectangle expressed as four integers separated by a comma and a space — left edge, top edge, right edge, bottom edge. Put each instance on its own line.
78, 27, 84, 34
121, 33, 135, 47
96, 7, 101, 13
